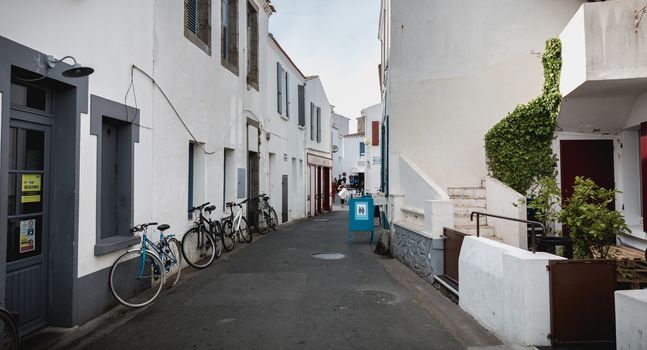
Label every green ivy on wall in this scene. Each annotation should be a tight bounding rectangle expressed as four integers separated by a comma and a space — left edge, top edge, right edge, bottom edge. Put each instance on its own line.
484, 38, 562, 194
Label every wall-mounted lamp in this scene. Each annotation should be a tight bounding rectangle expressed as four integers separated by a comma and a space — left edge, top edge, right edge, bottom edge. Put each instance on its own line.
265, 132, 271, 141
47, 55, 94, 78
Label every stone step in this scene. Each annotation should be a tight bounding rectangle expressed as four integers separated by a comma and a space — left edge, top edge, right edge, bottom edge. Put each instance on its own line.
453, 206, 488, 216
454, 214, 488, 226
454, 225, 495, 237
447, 187, 486, 200
452, 198, 487, 208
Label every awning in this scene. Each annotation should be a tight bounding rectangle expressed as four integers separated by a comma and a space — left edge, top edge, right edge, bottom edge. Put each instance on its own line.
350, 166, 365, 173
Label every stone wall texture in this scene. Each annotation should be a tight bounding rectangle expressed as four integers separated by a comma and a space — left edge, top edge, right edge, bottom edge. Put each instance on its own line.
392, 224, 443, 283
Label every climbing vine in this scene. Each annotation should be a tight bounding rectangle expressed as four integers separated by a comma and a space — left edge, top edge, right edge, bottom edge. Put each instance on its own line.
484, 38, 562, 194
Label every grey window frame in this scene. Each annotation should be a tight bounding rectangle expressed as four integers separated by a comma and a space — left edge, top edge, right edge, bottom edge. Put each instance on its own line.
221, 0, 239, 75
246, 1, 259, 90
316, 107, 321, 143
90, 95, 140, 256
298, 85, 305, 127
184, 0, 212, 55
277, 63, 284, 115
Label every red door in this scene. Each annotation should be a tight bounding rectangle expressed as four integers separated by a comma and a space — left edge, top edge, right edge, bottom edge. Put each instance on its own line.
316, 166, 322, 214
323, 167, 330, 211
559, 139, 615, 206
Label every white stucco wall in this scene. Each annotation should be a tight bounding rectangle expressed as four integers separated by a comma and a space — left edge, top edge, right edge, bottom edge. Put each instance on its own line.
485, 176, 527, 249
459, 236, 565, 346
363, 103, 383, 194
384, 0, 586, 193
615, 290, 647, 350
340, 134, 363, 180
0, 0, 332, 280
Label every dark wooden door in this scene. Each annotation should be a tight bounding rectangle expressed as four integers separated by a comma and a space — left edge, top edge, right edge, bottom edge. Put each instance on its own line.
281, 175, 288, 223
559, 140, 615, 204
5, 120, 50, 334
247, 152, 260, 223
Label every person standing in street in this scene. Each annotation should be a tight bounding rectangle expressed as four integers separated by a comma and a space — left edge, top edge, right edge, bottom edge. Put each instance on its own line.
337, 180, 347, 208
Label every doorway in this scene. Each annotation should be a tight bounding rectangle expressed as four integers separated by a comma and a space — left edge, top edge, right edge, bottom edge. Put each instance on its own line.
560, 139, 615, 207
282, 175, 288, 223
5, 119, 50, 334
248, 151, 260, 223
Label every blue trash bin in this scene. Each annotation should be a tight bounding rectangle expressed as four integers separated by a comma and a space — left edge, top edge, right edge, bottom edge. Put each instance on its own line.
348, 196, 374, 243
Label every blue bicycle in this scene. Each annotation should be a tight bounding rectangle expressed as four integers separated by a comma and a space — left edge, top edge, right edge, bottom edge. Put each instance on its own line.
109, 222, 182, 308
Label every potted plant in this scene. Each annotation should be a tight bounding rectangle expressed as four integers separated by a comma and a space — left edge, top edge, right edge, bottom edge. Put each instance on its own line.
527, 176, 573, 257
560, 177, 630, 259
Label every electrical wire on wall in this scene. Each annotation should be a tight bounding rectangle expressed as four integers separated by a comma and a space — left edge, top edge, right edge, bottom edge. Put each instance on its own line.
129, 64, 215, 155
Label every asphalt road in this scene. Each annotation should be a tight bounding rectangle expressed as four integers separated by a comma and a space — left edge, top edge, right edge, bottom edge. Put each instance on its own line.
82, 210, 465, 350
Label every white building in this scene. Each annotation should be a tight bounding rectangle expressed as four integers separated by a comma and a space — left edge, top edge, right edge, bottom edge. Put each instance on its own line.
0, 0, 332, 334
361, 103, 383, 195
557, 0, 647, 251
331, 112, 350, 183
378, 0, 587, 239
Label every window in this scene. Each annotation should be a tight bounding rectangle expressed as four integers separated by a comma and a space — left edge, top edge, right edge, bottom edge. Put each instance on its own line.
221, 0, 239, 75
372, 121, 380, 146
277, 63, 284, 114
185, 0, 212, 55
310, 102, 315, 140
91, 95, 139, 256
285, 72, 290, 118
10, 82, 48, 111
360, 142, 365, 156
246, 1, 259, 89
188, 143, 195, 219
189, 142, 206, 219
316, 107, 321, 143
298, 85, 305, 127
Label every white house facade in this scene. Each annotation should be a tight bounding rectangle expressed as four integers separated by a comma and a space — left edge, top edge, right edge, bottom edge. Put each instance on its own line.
0, 0, 333, 334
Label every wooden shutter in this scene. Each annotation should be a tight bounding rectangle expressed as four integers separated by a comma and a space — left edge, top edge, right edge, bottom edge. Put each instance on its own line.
277, 63, 283, 114
285, 72, 290, 118
298, 85, 305, 126
316, 107, 321, 142
372, 121, 379, 146
310, 103, 315, 140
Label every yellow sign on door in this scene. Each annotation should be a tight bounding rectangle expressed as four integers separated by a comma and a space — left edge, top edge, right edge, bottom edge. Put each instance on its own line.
22, 174, 41, 192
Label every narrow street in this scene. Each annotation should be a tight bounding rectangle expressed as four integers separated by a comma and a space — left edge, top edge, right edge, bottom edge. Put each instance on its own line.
73, 211, 467, 350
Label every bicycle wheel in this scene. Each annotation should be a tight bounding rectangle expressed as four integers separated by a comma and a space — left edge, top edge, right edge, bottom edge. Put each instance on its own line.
181, 226, 216, 269
110, 249, 165, 308
210, 221, 223, 258
221, 220, 235, 252
240, 217, 252, 243
269, 208, 279, 231
163, 238, 182, 288
254, 210, 270, 234
0, 308, 18, 350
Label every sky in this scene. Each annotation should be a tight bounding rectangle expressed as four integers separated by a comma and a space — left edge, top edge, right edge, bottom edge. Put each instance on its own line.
269, 0, 382, 132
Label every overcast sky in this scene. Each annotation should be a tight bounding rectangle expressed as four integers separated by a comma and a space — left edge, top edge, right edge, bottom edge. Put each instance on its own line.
269, 0, 381, 132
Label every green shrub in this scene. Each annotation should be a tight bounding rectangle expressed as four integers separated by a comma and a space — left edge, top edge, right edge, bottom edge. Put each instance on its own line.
527, 176, 561, 236
485, 38, 562, 194
560, 177, 630, 259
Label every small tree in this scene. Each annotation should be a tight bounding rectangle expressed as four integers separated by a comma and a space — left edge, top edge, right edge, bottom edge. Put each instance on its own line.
527, 176, 561, 236
560, 177, 629, 259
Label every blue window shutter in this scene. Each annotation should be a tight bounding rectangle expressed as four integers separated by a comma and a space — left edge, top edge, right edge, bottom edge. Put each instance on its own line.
277, 63, 283, 114
187, 0, 198, 34
360, 142, 365, 156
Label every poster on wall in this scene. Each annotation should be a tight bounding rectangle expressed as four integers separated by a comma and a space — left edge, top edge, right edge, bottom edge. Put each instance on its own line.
19, 219, 36, 253
356, 202, 368, 220
21, 174, 42, 203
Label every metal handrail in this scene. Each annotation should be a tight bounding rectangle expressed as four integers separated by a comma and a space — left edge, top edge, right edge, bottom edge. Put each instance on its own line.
470, 211, 545, 253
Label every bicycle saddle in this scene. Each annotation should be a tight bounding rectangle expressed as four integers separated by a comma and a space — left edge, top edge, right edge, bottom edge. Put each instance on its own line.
226, 202, 235, 207
205, 205, 216, 213
157, 224, 170, 232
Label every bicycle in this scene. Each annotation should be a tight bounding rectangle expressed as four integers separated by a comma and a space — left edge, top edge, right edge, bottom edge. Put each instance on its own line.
221, 199, 252, 251
109, 222, 182, 308
252, 193, 279, 234
0, 307, 18, 350
181, 202, 222, 269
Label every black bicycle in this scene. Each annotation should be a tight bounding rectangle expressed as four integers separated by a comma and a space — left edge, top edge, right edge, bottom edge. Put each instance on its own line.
252, 194, 279, 234
181, 202, 222, 269
0, 307, 19, 350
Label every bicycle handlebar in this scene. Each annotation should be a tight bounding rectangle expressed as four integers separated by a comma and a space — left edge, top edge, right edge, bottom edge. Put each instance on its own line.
130, 222, 159, 233
188, 202, 211, 213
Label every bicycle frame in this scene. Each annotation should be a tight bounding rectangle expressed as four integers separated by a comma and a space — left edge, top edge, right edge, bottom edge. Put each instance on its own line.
136, 229, 177, 278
